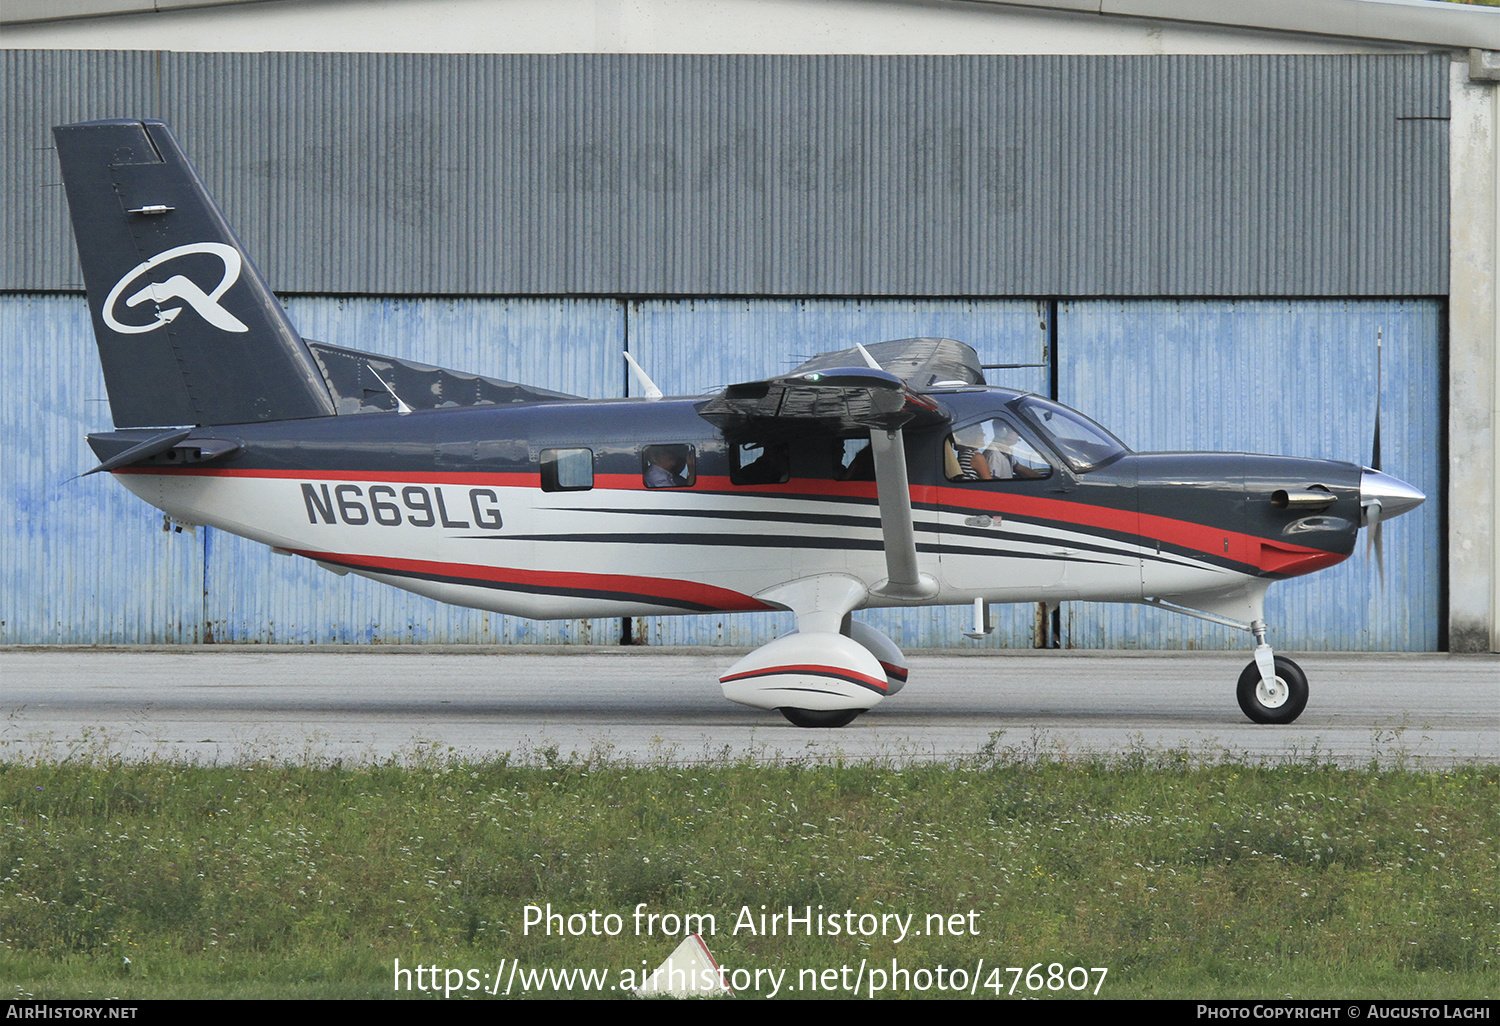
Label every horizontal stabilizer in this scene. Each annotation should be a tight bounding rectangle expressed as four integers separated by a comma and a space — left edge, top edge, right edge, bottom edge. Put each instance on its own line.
84, 428, 241, 473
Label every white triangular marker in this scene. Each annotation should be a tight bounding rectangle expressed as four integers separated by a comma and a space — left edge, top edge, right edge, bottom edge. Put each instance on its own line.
634, 933, 732, 998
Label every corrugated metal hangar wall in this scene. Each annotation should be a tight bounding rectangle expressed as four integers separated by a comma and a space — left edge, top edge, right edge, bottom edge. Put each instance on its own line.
1, 50, 1447, 650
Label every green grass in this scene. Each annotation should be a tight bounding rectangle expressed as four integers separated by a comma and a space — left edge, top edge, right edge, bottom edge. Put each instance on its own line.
1, 740, 1494, 999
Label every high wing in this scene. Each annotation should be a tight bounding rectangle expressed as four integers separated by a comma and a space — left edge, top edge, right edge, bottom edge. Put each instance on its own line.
699, 338, 973, 601
696, 336, 970, 436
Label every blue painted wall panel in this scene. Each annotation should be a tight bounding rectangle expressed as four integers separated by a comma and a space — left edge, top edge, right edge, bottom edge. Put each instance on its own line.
4, 294, 1441, 651
1057, 299, 1442, 651
1, 294, 205, 643
281, 296, 622, 400
2, 294, 624, 646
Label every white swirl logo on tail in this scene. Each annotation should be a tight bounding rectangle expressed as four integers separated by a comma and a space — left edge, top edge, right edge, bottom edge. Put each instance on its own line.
104, 242, 250, 334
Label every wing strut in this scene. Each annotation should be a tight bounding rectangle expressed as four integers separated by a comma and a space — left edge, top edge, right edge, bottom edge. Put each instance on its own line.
868, 427, 939, 600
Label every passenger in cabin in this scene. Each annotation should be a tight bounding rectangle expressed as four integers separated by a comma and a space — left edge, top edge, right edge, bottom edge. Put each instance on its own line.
737, 444, 790, 484
949, 423, 992, 481
643, 444, 692, 488
837, 440, 875, 481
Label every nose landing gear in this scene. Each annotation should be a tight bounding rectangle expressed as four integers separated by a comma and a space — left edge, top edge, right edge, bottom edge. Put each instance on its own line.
1236, 618, 1307, 724
1236, 652, 1308, 724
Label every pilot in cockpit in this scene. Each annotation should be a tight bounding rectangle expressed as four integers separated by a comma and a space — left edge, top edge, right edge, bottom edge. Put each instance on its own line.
948, 419, 1046, 482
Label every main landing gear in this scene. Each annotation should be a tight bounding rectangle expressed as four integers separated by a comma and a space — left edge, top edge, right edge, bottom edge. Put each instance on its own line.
778, 707, 862, 728
718, 577, 909, 729
722, 619, 909, 728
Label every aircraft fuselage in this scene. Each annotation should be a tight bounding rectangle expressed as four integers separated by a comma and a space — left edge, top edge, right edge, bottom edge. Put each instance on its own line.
97, 387, 1363, 624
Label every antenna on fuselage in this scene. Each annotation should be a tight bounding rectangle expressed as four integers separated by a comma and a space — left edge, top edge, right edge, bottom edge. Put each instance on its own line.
370, 368, 412, 414
624, 351, 663, 400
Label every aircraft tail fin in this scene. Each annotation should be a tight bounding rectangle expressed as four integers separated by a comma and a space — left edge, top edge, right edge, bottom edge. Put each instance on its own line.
53, 119, 335, 428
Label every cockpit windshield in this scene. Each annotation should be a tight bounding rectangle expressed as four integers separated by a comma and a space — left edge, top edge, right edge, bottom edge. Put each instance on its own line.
1015, 396, 1129, 472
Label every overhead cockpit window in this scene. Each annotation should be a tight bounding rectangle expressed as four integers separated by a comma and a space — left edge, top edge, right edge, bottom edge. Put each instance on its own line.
1015, 397, 1128, 472
642, 444, 696, 488
540, 448, 594, 492
731, 441, 790, 485
944, 418, 1052, 482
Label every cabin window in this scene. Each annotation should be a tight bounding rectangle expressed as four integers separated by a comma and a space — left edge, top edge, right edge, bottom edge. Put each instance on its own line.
731, 441, 790, 485
834, 438, 875, 481
540, 448, 594, 491
642, 444, 696, 488
944, 418, 1052, 482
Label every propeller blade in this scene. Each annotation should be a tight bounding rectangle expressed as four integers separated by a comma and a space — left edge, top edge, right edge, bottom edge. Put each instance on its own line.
1372, 518, 1385, 592
1371, 328, 1382, 472
1369, 328, 1386, 590
1364, 497, 1385, 593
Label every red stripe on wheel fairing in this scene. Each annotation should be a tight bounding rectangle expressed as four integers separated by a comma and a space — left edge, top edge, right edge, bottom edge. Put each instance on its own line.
718, 664, 889, 694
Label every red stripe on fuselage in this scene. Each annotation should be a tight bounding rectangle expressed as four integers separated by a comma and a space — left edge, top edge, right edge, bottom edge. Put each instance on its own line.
117, 466, 542, 488
118, 467, 1343, 578
119, 465, 878, 498
918, 483, 1346, 579
293, 549, 775, 612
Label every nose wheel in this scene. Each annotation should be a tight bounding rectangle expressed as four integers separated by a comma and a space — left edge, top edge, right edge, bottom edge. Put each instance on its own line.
1236, 655, 1308, 724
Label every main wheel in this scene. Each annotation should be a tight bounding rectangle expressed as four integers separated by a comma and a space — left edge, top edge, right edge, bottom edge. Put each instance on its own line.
1236, 656, 1308, 724
779, 707, 861, 728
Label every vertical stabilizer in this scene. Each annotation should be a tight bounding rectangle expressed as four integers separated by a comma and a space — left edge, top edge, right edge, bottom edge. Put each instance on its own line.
53, 119, 335, 427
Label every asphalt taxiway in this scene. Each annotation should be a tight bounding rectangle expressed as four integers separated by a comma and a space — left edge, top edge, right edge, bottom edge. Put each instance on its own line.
1, 647, 1494, 767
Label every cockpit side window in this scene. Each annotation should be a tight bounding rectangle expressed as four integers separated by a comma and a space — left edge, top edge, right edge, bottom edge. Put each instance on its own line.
1015, 397, 1128, 472
944, 417, 1052, 482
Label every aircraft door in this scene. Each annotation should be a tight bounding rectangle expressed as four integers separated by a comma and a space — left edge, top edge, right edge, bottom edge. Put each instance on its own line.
937, 416, 1068, 595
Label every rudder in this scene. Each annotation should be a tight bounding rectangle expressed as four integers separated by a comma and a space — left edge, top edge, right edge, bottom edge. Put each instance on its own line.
54, 119, 335, 428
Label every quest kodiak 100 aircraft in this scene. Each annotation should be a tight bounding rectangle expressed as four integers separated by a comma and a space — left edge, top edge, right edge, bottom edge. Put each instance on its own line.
54, 118, 1425, 728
